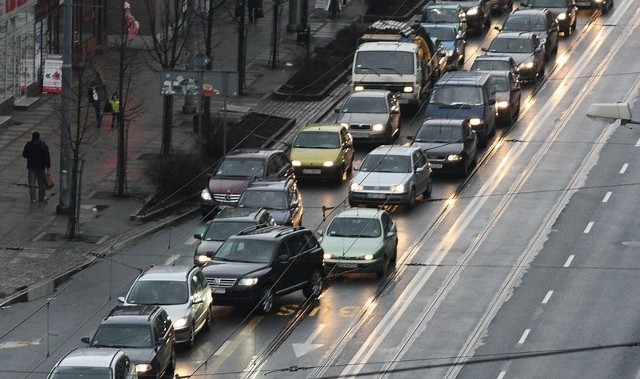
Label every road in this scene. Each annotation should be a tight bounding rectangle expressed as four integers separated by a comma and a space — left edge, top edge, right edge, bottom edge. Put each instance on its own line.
2, 4, 640, 379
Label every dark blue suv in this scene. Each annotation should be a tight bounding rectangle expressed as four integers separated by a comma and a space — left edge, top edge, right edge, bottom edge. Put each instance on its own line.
424, 71, 497, 145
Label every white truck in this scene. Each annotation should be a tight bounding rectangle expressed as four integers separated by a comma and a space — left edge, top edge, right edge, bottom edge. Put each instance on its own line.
351, 20, 442, 108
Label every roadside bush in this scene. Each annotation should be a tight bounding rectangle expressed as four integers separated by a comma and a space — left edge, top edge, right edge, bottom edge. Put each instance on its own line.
144, 151, 207, 198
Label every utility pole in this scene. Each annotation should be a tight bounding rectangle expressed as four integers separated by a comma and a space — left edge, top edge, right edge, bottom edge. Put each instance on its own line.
58, 0, 73, 215
182, 0, 196, 114
237, 0, 246, 95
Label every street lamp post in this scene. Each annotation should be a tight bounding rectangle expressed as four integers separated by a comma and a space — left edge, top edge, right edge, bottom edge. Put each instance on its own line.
192, 53, 211, 159
57, 0, 73, 214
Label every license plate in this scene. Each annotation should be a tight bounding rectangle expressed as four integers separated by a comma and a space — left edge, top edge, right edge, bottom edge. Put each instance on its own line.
338, 263, 358, 269
431, 163, 443, 169
367, 193, 386, 199
351, 132, 368, 138
302, 169, 322, 175
211, 288, 226, 294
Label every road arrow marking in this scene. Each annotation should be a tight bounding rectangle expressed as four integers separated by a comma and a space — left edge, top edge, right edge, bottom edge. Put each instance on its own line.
292, 324, 325, 358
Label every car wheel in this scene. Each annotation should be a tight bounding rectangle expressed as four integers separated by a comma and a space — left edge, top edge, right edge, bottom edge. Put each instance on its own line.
539, 65, 545, 80
303, 269, 324, 298
422, 181, 432, 198
406, 187, 416, 209
185, 324, 195, 349
571, 17, 577, 31
257, 286, 274, 314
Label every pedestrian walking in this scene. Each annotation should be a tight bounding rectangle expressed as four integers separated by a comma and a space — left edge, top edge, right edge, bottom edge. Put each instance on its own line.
88, 72, 108, 128
110, 92, 121, 128
22, 132, 51, 203
328, 0, 340, 19
247, 0, 260, 23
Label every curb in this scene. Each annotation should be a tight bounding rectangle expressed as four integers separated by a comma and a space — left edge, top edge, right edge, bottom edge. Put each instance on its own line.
271, 67, 351, 101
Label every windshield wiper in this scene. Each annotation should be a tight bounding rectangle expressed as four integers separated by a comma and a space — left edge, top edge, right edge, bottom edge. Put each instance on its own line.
378, 66, 402, 76
356, 66, 381, 76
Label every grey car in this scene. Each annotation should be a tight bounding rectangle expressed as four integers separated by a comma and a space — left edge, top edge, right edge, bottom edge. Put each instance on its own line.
483, 32, 545, 83
348, 145, 432, 209
336, 90, 401, 145
489, 70, 521, 125
496, 8, 559, 60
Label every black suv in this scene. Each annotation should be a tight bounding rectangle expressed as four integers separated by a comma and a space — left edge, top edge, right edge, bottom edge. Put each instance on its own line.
194, 207, 275, 266
237, 178, 303, 227
520, 0, 577, 35
434, 0, 492, 35
201, 225, 325, 314
497, 8, 559, 60
200, 149, 294, 217
81, 305, 175, 379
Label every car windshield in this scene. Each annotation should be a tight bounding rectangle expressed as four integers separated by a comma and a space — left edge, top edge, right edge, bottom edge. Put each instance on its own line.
360, 154, 411, 173
471, 59, 511, 72
503, 15, 547, 32
424, 26, 456, 42
239, 189, 288, 210
127, 280, 188, 305
488, 37, 534, 54
204, 220, 257, 241
293, 131, 340, 148
215, 158, 264, 177
341, 95, 389, 113
422, 8, 459, 23
354, 51, 415, 75
430, 86, 484, 106
490, 75, 509, 91
91, 324, 153, 348
525, 0, 565, 7
415, 124, 461, 143
327, 217, 382, 238
214, 239, 275, 263
49, 367, 112, 379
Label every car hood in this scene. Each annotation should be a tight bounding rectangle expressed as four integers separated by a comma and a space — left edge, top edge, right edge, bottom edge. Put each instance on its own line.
196, 240, 224, 255
120, 348, 156, 365
412, 141, 464, 156
202, 261, 270, 278
290, 148, 341, 164
352, 171, 412, 187
495, 89, 510, 103
322, 237, 383, 257
425, 104, 484, 119
208, 177, 252, 195
486, 52, 534, 65
266, 209, 292, 225
161, 303, 192, 324
336, 112, 389, 125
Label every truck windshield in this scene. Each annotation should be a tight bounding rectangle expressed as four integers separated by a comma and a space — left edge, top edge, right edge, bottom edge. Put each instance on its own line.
354, 51, 414, 75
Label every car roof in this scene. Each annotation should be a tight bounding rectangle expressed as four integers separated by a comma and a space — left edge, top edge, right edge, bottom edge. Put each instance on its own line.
99, 305, 161, 325
225, 149, 284, 159
494, 31, 537, 39
368, 144, 421, 156
347, 89, 390, 98
56, 348, 125, 368
333, 207, 385, 219
137, 265, 196, 281
301, 123, 345, 133
246, 177, 294, 190
422, 118, 468, 127
474, 55, 515, 62
437, 71, 492, 86
509, 8, 548, 16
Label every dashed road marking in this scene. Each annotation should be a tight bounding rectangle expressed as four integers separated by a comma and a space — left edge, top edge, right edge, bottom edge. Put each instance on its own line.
184, 237, 197, 245
214, 340, 231, 355
619, 163, 628, 174
518, 329, 530, 344
635, 138, 640, 147
542, 290, 553, 304
602, 191, 612, 203
583, 221, 594, 234
497, 371, 506, 379
563, 255, 575, 267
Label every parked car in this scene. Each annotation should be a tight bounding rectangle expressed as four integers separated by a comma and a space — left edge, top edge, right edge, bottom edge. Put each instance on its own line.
288, 123, 354, 182
201, 225, 325, 314
496, 8, 559, 60
433, 0, 492, 35
423, 24, 466, 71
193, 207, 275, 266
200, 149, 294, 217
348, 145, 432, 209
119, 265, 213, 348
335, 89, 401, 145
488, 70, 521, 125
470, 55, 518, 78
421, 3, 468, 37
409, 118, 478, 176
237, 178, 303, 227
81, 305, 175, 379
47, 348, 137, 379
320, 208, 398, 278
482, 32, 545, 83
520, 0, 577, 35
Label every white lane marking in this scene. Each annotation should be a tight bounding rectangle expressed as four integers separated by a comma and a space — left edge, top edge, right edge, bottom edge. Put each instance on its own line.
635, 138, 640, 147
602, 191, 612, 203
164, 255, 180, 265
292, 323, 326, 358
184, 236, 197, 245
0, 339, 43, 349
583, 221, 594, 234
563, 255, 575, 267
619, 163, 628, 174
497, 371, 507, 379
518, 329, 530, 344
214, 340, 231, 356
541, 290, 553, 304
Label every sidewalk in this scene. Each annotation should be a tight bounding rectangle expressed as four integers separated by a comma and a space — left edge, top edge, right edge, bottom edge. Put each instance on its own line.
0, 1, 361, 305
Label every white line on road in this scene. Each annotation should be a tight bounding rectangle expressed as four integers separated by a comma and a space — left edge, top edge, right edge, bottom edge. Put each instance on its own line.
583, 222, 594, 234
635, 138, 640, 147
541, 290, 553, 304
602, 191, 612, 203
497, 371, 507, 379
164, 255, 180, 265
563, 255, 575, 267
214, 340, 232, 356
619, 163, 628, 174
184, 236, 197, 245
518, 329, 530, 344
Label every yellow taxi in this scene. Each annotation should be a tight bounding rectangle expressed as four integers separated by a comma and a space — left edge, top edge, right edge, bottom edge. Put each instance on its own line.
289, 123, 354, 182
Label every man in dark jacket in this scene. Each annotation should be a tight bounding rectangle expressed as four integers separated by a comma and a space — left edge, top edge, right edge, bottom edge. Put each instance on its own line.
89, 71, 108, 128
22, 132, 51, 203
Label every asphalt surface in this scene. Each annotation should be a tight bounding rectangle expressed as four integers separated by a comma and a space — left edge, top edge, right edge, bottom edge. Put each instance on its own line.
0, 0, 362, 306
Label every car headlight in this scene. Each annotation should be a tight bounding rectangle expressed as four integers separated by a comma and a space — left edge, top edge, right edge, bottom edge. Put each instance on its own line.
496, 100, 509, 109
447, 154, 462, 161
445, 50, 454, 57
391, 184, 405, 193
350, 182, 363, 191
323, 161, 335, 167
519, 61, 534, 69
291, 160, 301, 166
403, 86, 414, 93
467, 7, 478, 16
364, 254, 374, 260
238, 277, 258, 286
196, 254, 211, 264
173, 317, 189, 330
135, 364, 153, 373
594, 0, 603, 3
469, 118, 483, 126
323, 253, 333, 259
200, 189, 212, 201
557, 13, 567, 20
372, 123, 385, 131
354, 85, 364, 91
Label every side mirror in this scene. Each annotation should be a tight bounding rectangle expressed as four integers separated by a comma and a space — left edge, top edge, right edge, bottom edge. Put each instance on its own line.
481, 47, 488, 52
117, 296, 125, 303
353, 165, 359, 171
416, 166, 425, 173
335, 108, 340, 113
494, 25, 501, 31
194, 233, 203, 240
192, 298, 204, 305
386, 231, 396, 238
81, 336, 91, 344
316, 229, 324, 237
